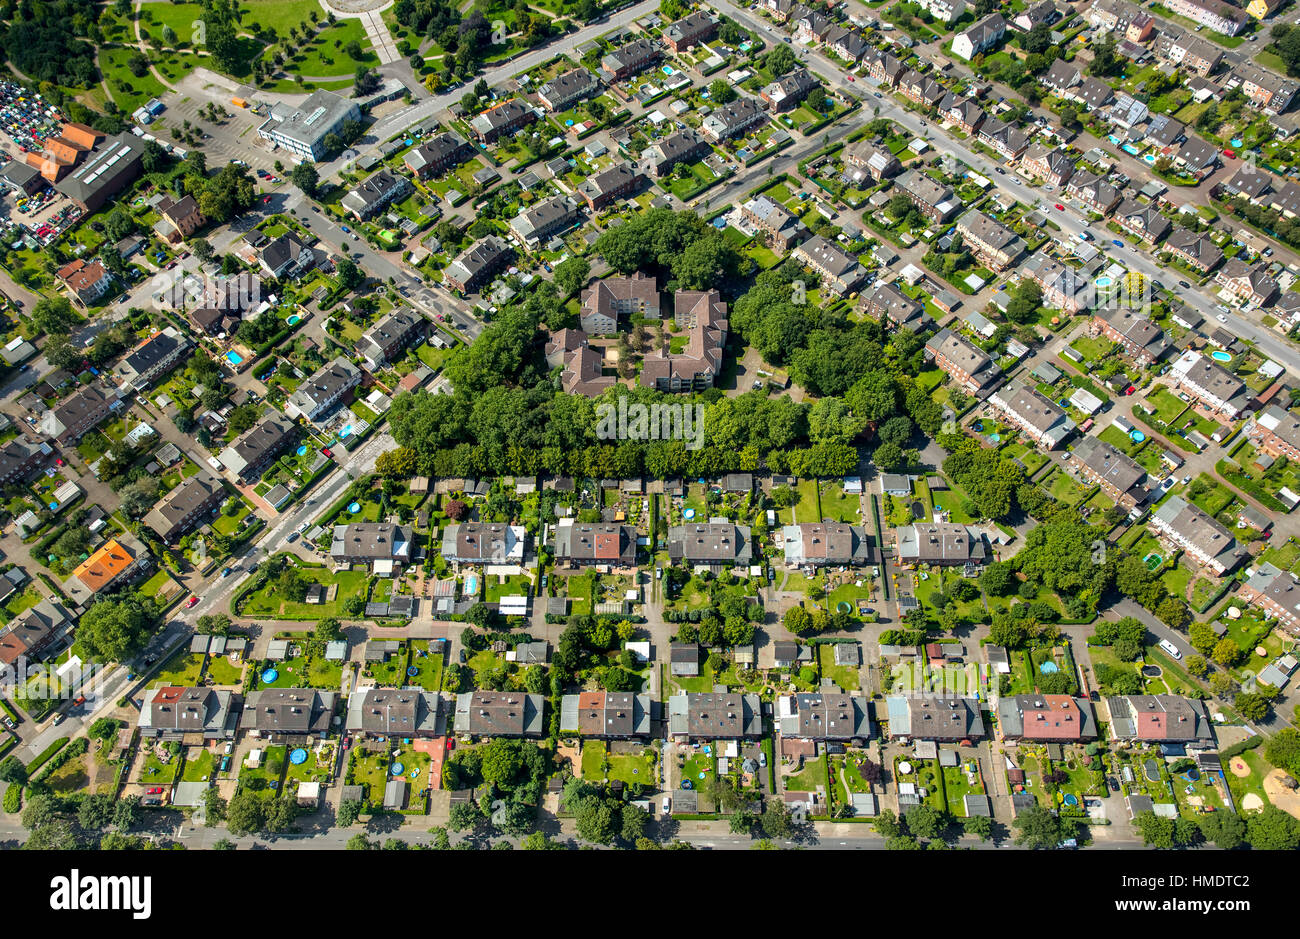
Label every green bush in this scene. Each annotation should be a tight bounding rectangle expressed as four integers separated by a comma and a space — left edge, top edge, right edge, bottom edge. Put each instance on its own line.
3, 784, 20, 814
1219, 736, 1264, 760
25, 737, 70, 775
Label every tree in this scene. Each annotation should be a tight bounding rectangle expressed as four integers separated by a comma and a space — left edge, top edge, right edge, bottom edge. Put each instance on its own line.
31, 297, 78, 336
73, 594, 157, 663
760, 800, 795, 839
1211, 637, 1241, 669
1013, 804, 1062, 849
553, 256, 590, 296
1246, 805, 1300, 850
354, 64, 382, 96
336, 256, 363, 291
448, 800, 482, 832
347, 833, 377, 850
784, 605, 814, 635
573, 795, 617, 844
1133, 810, 1177, 849
1198, 810, 1246, 850
336, 799, 363, 827
1235, 691, 1273, 723
226, 790, 267, 837
964, 814, 993, 841
1265, 728, 1300, 777
765, 43, 797, 76
0, 756, 28, 786
708, 79, 737, 105
621, 803, 648, 842
290, 161, 319, 196
903, 804, 948, 841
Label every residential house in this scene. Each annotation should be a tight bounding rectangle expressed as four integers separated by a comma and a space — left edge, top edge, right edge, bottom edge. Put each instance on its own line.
553, 521, 638, 567
1238, 562, 1300, 634
154, 194, 205, 243
701, 96, 766, 142
218, 413, 297, 483
39, 384, 119, 446
1012, 0, 1060, 31
895, 169, 961, 222
978, 117, 1029, 161
0, 437, 48, 487
341, 170, 412, 221
791, 235, 866, 295
898, 69, 947, 108
1070, 435, 1150, 510
668, 692, 763, 740
578, 162, 647, 210
1163, 228, 1224, 273
346, 688, 441, 737
1019, 144, 1075, 187
1089, 306, 1169, 366
444, 235, 512, 293
143, 469, 226, 543
842, 140, 901, 184
781, 521, 874, 567
952, 13, 1007, 61
138, 686, 238, 740
455, 690, 545, 737
915, 0, 968, 23
925, 327, 1002, 395
509, 194, 581, 245
285, 357, 361, 423
668, 522, 752, 569
114, 326, 191, 391
1229, 62, 1298, 115
1042, 60, 1081, 97
559, 691, 653, 737
0, 599, 74, 677
1022, 254, 1088, 314
469, 99, 538, 143
600, 38, 662, 81
1150, 495, 1244, 575
1107, 694, 1215, 744
777, 693, 872, 742
536, 68, 601, 112
937, 91, 986, 134
57, 259, 114, 305
989, 382, 1076, 449
330, 522, 414, 572
404, 132, 474, 178
885, 694, 986, 741
1163, 0, 1250, 36
761, 67, 821, 111
259, 232, 316, 280
1248, 404, 1300, 460
1215, 258, 1279, 306
1113, 197, 1171, 244
895, 523, 987, 566
956, 211, 1025, 272
1169, 349, 1250, 419
440, 522, 528, 564
998, 694, 1097, 742
741, 194, 807, 249
643, 128, 711, 177
242, 688, 338, 739
664, 10, 716, 52
863, 281, 925, 328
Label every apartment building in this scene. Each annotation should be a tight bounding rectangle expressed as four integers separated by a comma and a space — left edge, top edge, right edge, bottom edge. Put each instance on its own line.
285, 357, 362, 423
444, 235, 512, 293
578, 162, 647, 211
114, 326, 191, 391
57, 258, 114, 305
952, 13, 1007, 60
1070, 435, 1149, 510
701, 96, 766, 142
643, 128, 711, 177
895, 169, 961, 223
468, 99, 538, 144
536, 68, 601, 112
580, 273, 660, 335
1215, 258, 1280, 306
358, 308, 424, 370
509, 194, 581, 245
1169, 350, 1250, 419
956, 211, 1025, 272
38, 384, 120, 446
143, 469, 226, 543
641, 290, 729, 391
1164, 0, 1250, 35
988, 382, 1076, 449
1019, 144, 1075, 188
600, 38, 662, 81
1163, 228, 1224, 273
1248, 404, 1300, 460
217, 412, 298, 484
1089, 307, 1169, 366
791, 235, 866, 296
341, 170, 412, 221
404, 132, 474, 178
664, 10, 716, 52
741, 194, 807, 250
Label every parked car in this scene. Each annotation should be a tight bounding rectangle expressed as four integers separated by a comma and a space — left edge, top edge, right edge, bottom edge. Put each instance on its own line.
458, 649, 467, 664
186, 595, 199, 608
52, 712, 66, 725
1158, 638, 1183, 660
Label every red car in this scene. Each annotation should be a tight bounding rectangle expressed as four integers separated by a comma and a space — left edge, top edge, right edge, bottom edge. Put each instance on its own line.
1124, 386, 1136, 395
321, 447, 332, 458
147, 787, 164, 795
846, 74, 854, 81
1054, 203, 1065, 211
263, 196, 272, 204
73, 696, 85, 706
186, 595, 199, 608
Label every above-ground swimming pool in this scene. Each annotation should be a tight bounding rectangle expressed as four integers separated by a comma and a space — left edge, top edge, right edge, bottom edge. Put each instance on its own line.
1095, 276, 1113, 288
289, 748, 308, 765
261, 668, 278, 683
1231, 138, 1243, 148
837, 601, 852, 613
226, 351, 244, 365
988, 433, 1001, 443
390, 763, 405, 776
683, 508, 696, 520
348, 501, 361, 513
339, 424, 354, 438
661, 65, 675, 75
1063, 793, 1079, 806
1130, 430, 1146, 443
296, 445, 308, 456
1039, 661, 1059, 674
1144, 759, 1160, 783
1211, 350, 1232, 362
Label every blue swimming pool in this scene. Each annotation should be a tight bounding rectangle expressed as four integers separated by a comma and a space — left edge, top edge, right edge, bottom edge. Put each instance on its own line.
1095, 276, 1113, 288
465, 574, 479, 596
226, 350, 243, 365
1211, 350, 1232, 362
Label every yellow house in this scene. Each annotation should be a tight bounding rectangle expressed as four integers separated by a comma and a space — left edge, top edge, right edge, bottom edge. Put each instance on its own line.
1247, 0, 1285, 19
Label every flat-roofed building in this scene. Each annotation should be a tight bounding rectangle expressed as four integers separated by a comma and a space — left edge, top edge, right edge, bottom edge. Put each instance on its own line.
256, 90, 361, 160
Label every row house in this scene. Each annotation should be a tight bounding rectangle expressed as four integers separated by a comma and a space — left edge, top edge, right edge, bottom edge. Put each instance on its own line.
988, 382, 1076, 450
509, 194, 581, 245
1156, 30, 1223, 76
761, 67, 821, 112
793, 8, 836, 43
143, 469, 226, 543
1227, 63, 1299, 116
468, 99, 538, 144
217, 412, 297, 484
0, 599, 73, 678
895, 169, 961, 223
791, 235, 866, 296
1012, 0, 1061, 32
1021, 254, 1088, 314
663, 11, 716, 53
559, 691, 653, 738
898, 69, 947, 108
824, 26, 872, 64
1238, 563, 1300, 635
1107, 694, 1214, 745
1150, 495, 1244, 575
1088, 307, 1169, 366
1176, 135, 1219, 179
998, 694, 1097, 743
600, 38, 662, 81
861, 47, 906, 87
1215, 258, 1279, 306
1066, 170, 1122, 215
1113, 197, 1171, 244
952, 13, 1007, 60
937, 91, 986, 135
553, 522, 639, 568
925, 327, 1002, 396
1071, 435, 1150, 511
444, 235, 512, 294
404, 132, 473, 178
1088, 0, 1145, 33
1248, 404, 1300, 461
843, 140, 901, 184
1164, 0, 1251, 35
340, 169, 412, 221
862, 282, 925, 329
114, 326, 191, 392
358, 308, 424, 370
1019, 144, 1074, 188
285, 357, 362, 424
578, 162, 647, 211
536, 68, 601, 112
977, 118, 1029, 161
0, 437, 48, 487
1164, 226, 1222, 270
39, 383, 120, 446
1169, 349, 1250, 420
701, 96, 766, 142
1042, 60, 1080, 97
956, 211, 1024, 272
741, 194, 807, 250
644, 128, 710, 177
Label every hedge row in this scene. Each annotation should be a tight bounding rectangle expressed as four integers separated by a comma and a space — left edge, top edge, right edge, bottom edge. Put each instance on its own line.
25, 736, 69, 774
1219, 735, 1264, 760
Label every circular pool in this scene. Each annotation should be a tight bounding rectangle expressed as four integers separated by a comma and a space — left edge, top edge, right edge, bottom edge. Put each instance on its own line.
836, 601, 852, 613
348, 501, 361, 513
1063, 793, 1079, 806
1130, 430, 1146, 443
390, 762, 405, 776
289, 748, 308, 765
988, 433, 1001, 443
261, 668, 279, 683
683, 508, 696, 520
1231, 138, 1243, 148
286, 314, 301, 326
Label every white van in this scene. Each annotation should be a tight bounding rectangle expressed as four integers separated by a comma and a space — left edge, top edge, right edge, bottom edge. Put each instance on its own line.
1158, 639, 1182, 660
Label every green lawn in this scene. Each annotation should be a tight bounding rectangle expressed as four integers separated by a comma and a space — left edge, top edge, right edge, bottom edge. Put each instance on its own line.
785, 754, 830, 793
239, 560, 370, 619
406, 640, 444, 691
181, 749, 216, 783
151, 650, 205, 689
818, 644, 860, 692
